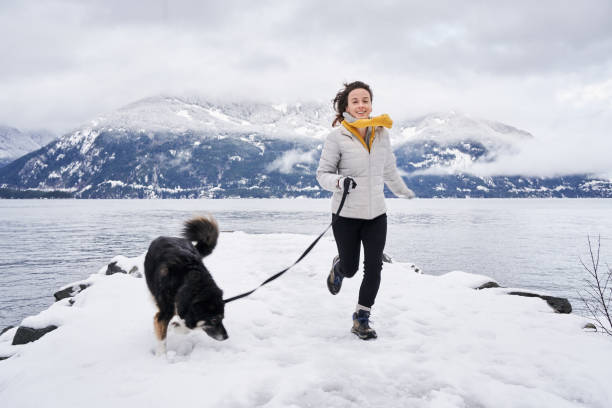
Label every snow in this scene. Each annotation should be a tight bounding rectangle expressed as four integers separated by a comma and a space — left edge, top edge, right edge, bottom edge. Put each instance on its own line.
77, 97, 334, 142
580, 180, 608, 191
206, 107, 234, 123
0, 126, 55, 162
1, 231, 611, 407
272, 103, 288, 113
395, 111, 532, 148
104, 179, 126, 188
434, 184, 447, 191
78, 129, 99, 155
176, 110, 192, 120
394, 112, 536, 176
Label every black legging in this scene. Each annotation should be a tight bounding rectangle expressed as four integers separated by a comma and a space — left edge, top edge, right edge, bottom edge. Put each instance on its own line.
332, 213, 387, 308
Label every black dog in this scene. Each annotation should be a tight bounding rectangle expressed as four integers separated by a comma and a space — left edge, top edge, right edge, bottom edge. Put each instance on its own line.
144, 216, 228, 356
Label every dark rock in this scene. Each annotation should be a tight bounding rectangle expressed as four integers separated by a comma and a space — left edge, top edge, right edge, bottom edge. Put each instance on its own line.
12, 325, 58, 345
53, 283, 91, 301
0, 356, 11, 361
583, 323, 597, 331
1, 325, 14, 336
408, 264, 421, 273
476, 282, 500, 290
508, 291, 572, 314
106, 261, 127, 275
382, 253, 393, 263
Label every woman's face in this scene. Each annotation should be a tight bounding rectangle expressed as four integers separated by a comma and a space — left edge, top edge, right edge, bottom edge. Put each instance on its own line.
345, 88, 372, 119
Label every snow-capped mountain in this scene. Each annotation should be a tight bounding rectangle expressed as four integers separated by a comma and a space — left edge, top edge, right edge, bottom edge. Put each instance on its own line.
396, 111, 531, 147
394, 111, 532, 172
0, 125, 56, 168
389, 112, 612, 197
0, 97, 329, 198
90, 96, 333, 140
0, 97, 610, 198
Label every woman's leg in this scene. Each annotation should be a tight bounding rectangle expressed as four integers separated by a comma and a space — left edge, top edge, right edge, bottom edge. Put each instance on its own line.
332, 215, 362, 278
357, 213, 387, 308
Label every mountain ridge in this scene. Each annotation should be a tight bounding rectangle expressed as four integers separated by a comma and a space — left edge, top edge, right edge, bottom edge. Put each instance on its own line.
0, 125, 56, 168
0, 97, 610, 198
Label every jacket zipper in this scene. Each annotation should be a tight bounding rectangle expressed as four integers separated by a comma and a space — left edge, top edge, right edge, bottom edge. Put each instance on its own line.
342, 129, 374, 218
368, 127, 373, 219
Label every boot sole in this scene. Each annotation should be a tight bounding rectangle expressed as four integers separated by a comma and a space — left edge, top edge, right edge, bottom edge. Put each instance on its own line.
351, 327, 377, 340
326, 273, 340, 295
326, 256, 341, 295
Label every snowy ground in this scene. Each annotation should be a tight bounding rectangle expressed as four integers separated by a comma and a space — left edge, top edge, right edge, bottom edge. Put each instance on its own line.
1, 231, 611, 408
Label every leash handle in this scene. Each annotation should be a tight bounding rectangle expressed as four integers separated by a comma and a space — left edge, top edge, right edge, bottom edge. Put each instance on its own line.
223, 181, 352, 304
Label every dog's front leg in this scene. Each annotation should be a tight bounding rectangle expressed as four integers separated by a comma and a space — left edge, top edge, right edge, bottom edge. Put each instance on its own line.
154, 312, 169, 356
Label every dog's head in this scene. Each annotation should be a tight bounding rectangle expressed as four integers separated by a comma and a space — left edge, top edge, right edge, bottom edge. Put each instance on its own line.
178, 286, 228, 341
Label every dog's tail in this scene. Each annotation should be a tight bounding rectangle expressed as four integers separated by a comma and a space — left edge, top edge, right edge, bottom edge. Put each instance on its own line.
183, 215, 219, 258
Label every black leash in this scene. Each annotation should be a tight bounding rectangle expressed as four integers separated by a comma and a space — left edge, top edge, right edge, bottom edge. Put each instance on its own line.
223, 178, 355, 304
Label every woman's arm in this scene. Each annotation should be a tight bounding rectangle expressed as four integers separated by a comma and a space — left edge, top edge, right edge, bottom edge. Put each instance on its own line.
316, 134, 344, 192
383, 134, 415, 199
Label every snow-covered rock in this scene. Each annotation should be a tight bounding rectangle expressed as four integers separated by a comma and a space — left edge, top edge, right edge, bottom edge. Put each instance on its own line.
11, 325, 58, 346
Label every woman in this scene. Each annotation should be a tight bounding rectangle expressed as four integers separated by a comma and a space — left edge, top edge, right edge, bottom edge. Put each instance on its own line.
316, 81, 415, 340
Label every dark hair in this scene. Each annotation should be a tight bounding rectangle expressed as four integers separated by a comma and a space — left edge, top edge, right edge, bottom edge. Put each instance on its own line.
332, 81, 373, 126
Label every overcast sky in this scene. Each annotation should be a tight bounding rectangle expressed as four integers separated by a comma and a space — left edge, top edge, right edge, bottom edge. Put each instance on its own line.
1, 0, 611, 176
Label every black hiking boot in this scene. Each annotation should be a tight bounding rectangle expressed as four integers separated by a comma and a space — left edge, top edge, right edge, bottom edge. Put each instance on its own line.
326, 255, 343, 295
351, 309, 377, 340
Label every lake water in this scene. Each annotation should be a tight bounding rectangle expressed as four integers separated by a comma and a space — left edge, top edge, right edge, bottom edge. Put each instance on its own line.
1, 198, 611, 329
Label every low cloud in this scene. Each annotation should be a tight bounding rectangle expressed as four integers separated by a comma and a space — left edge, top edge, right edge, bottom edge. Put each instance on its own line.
467, 137, 612, 179
407, 135, 612, 179
265, 150, 316, 174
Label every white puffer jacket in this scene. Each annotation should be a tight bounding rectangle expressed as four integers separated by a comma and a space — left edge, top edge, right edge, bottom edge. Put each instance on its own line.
316, 124, 414, 220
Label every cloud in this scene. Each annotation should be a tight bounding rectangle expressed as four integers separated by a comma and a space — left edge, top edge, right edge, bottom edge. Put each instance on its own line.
557, 78, 612, 109
265, 150, 316, 174
471, 136, 612, 179
407, 133, 612, 179
0, 0, 611, 176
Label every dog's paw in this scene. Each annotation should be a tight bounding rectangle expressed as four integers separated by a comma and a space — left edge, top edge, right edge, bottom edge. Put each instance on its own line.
165, 350, 177, 362
154, 341, 167, 357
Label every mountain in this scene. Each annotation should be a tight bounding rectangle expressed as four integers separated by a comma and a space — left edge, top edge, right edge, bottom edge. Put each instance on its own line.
0, 97, 329, 198
91, 96, 331, 139
0, 96, 610, 198
0, 126, 56, 168
391, 112, 612, 197
395, 111, 532, 169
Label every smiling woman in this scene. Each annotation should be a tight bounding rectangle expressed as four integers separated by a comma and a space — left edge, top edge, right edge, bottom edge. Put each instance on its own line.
317, 80, 416, 340
331, 81, 373, 127
345, 88, 372, 120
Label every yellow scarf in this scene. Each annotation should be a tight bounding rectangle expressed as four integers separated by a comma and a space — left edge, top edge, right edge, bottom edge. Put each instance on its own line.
341, 114, 393, 152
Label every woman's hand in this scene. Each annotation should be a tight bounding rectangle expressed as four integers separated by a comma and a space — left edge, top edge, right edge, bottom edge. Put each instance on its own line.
337, 176, 357, 191
403, 189, 416, 199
